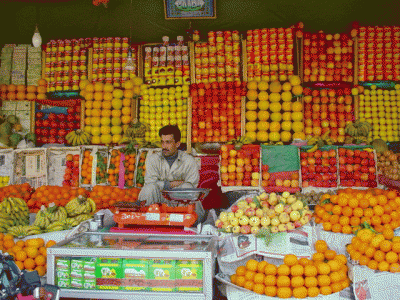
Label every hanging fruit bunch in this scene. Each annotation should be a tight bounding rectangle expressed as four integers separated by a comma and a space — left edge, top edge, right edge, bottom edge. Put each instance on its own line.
93, 0, 109, 7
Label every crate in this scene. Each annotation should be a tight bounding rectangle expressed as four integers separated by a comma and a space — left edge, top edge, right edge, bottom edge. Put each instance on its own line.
79, 146, 109, 188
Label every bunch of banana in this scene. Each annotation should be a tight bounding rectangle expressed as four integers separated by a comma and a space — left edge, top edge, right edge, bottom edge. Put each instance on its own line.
306, 130, 334, 152
0, 197, 29, 226
226, 136, 255, 150
70, 214, 93, 224
7, 225, 43, 237
345, 120, 372, 142
44, 220, 72, 233
0, 214, 14, 233
119, 119, 149, 145
46, 203, 68, 222
65, 196, 96, 217
33, 206, 51, 230
66, 129, 92, 146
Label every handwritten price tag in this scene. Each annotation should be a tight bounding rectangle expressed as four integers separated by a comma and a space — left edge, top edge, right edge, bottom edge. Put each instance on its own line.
146, 213, 160, 221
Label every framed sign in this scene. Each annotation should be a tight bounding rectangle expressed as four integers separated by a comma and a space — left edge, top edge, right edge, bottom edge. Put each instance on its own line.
164, 0, 216, 19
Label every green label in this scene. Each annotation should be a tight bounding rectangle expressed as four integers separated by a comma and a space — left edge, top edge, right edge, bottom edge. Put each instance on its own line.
56, 258, 71, 270
56, 269, 70, 280
95, 258, 123, 279
57, 278, 70, 288
70, 278, 84, 289
71, 258, 84, 270
83, 279, 96, 290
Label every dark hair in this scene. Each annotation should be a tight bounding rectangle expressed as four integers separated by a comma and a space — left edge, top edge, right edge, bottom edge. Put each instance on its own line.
159, 125, 181, 142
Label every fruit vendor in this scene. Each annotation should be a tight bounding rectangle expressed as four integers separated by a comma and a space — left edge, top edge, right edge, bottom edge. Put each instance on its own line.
138, 125, 205, 221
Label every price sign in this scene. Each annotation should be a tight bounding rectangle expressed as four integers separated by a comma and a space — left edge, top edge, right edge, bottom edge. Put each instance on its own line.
146, 213, 160, 221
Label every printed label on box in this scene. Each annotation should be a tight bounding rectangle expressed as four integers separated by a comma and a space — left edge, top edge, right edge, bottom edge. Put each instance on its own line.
83, 279, 97, 290
148, 259, 176, 292
95, 257, 123, 290
56, 278, 70, 288
71, 258, 84, 270
56, 258, 71, 270
70, 278, 84, 289
56, 270, 71, 280
122, 259, 149, 291
176, 260, 203, 293
71, 269, 84, 279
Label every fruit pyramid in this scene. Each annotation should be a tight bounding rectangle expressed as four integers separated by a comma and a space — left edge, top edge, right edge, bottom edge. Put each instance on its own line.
245, 76, 304, 143
80, 77, 141, 144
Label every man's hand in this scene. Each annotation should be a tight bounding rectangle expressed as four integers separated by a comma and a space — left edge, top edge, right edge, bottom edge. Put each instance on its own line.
169, 180, 184, 189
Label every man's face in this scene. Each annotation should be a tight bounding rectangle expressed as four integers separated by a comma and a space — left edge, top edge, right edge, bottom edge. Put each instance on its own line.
161, 134, 180, 157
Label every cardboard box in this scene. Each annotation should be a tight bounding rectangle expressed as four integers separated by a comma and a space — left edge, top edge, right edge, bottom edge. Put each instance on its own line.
122, 258, 149, 291
70, 278, 84, 289
95, 257, 123, 290
83, 257, 97, 271
56, 258, 71, 270
175, 260, 203, 293
70, 269, 84, 279
71, 258, 84, 270
83, 279, 97, 290
148, 259, 176, 292
56, 269, 70, 280
83, 270, 96, 280
56, 278, 70, 288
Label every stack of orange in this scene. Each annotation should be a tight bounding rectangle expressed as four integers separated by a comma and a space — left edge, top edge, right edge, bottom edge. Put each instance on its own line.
135, 151, 147, 188
0, 79, 47, 101
314, 188, 400, 234
0, 183, 32, 202
0, 234, 56, 276
89, 185, 140, 210
27, 186, 89, 212
231, 240, 350, 298
107, 149, 136, 187
347, 226, 400, 273
81, 150, 94, 185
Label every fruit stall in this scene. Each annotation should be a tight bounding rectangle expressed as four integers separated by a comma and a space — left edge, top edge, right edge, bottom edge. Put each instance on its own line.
0, 0, 400, 299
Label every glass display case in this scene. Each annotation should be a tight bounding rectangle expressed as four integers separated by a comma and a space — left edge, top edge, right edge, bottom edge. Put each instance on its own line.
46, 232, 217, 300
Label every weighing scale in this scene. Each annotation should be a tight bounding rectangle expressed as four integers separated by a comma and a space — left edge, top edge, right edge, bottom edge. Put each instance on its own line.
112, 188, 210, 235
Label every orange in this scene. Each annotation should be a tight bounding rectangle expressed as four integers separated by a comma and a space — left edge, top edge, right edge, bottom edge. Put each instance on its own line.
16, 240, 25, 248
359, 255, 371, 266
23, 258, 36, 270
365, 246, 376, 258
276, 287, 292, 298
317, 263, 331, 275
304, 265, 318, 277
312, 252, 325, 262
315, 240, 328, 253
307, 286, 320, 297
305, 276, 318, 288
15, 251, 27, 262
320, 286, 333, 295
331, 281, 343, 293
283, 254, 298, 266
236, 275, 246, 287
380, 240, 393, 252
254, 272, 265, 284
246, 259, 258, 272
3, 239, 15, 249
277, 275, 291, 287
244, 270, 256, 281
299, 258, 312, 267
253, 283, 265, 294
11, 246, 23, 253
392, 242, 400, 254
291, 276, 305, 288
374, 250, 386, 262
230, 274, 237, 284
324, 250, 337, 260
318, 274, 331, 287
389, 263, 400, 273
46, 240, 57, 248
264, 285, 277, 296
243, 280, 255, 291
386, 251, 398, 264
383, 228, 394, 240
34, 255, 46, 266
257, 261, 268, 273
330, 271, 341, 283
264, 274, 277, 286
35, 266, 46, 277
291, 264, 304, 276
39, 247, 47, 257
264, 264, 277, 275
236, 266, 246, 276
292, 286, 308, 299
15, 261, 24, 270
378, 261, 390, 272
350, 250, 362, 261
335, 254, 347, 265
327, 260, 340, 272
25, 247, 38, 258
368, 260, 379, 270
277, 264, 290, 276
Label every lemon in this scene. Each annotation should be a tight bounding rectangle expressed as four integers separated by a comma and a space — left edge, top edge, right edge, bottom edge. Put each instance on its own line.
92, 135, 101, 144
270, 122, 281, 132
269, 132, 280, 142
100, 117, 111, 126
281, 91, 292, 102
258, 111, 270, 121
111, 117, 121, 126
270, 102, 281, 112
92, 101, 102, 109
270, 112, 282, 122
111, 126, 122, 135
258, 91, 269, 101
281, 131, 292, 142
113, 89, 124, 99
269, 92, 281, 102
258, 81, 269, 91
292, 121, 304, 132
281, 121, 292, 131
258, 101, 269, 110
91, 127, 101, 136
100, 134, 112, 144
257, 131, 269, 142
245, 131, 257, 142
246, 101, 258, 111
245, 111, 258, 122
122, 107, 131, 115
257, 121, 269, 131
282, 82, 292, 91
100, 126, 111, 135
112, 135, 122, 144
291, 112, 303, 122
84, 126, 92, 134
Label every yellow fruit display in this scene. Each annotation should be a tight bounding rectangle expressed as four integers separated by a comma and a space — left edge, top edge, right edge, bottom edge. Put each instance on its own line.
244, 79, 304, 143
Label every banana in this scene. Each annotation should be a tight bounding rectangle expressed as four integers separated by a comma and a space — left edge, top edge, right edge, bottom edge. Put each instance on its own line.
88, 198, 96, 213
307, 144, 319, 153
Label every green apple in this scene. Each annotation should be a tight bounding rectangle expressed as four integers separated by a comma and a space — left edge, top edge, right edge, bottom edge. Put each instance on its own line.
270, 217, 280, 226
249, 216, 260, 227
219, 212, 228, 222
260, 216, 270, 227
227, 212, 235, 220
239, 216, 249, 226
230, 217, 239, 226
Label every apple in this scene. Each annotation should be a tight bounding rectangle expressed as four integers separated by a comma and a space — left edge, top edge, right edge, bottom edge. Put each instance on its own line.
274, 203, 284, 214
279, 212, 290, 224
232, 226, 241, 234
287, 222, 295, 231
239, 215, 249, 226
249, 216, 261, 227
235, 209, 244, 218
260, 216, 271, 227
290, 211, 301, 221
215, 219, 224, 228
219, 212, 228, 222
255, 209, 264, 218
245, 208, 256, 217
251, 226, 260, 234
271, 226, 279, 233
278, 224, 288, 232
240, 225, 251, 235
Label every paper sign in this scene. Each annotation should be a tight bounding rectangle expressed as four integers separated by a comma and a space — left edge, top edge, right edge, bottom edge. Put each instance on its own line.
146, 213, 160, 221
169, 214, 184, 223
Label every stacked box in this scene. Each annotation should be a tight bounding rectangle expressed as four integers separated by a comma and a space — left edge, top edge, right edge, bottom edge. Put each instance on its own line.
27, 46, 42, 86
70, 258, 84, 289
95, 257, 123, 290
11, 45, 27, 85
122, 259, 149, 291
175, 260, 203, 293
83, 258, 97, 290
0, 45, 13, 84
56, 257, 71, 288
148, 259, 176, 292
